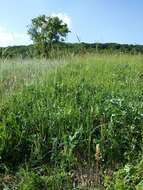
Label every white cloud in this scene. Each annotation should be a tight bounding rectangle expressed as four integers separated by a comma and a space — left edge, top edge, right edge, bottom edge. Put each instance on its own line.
0, 26, 31, 47
51, 13, 71, 28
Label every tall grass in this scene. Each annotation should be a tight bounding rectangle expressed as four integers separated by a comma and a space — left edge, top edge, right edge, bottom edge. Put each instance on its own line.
0, 58, 67, 103
0, 54, 143, 189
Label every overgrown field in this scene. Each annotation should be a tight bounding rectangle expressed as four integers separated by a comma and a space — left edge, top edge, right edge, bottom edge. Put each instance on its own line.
0, 54, 143, 189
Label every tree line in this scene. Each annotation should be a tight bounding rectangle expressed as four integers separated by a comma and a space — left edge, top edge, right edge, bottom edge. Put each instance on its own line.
1, 42, 143, 59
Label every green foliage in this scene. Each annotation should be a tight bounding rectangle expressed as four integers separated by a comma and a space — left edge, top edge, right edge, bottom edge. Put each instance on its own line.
1, 42, 143, 59
0, 55, 143, 189
105, 159, 143, 190
17, 168, 72, 190
1, 78, 142, 169
0, 167, 73, 190
27, 15, 70, 57
28, 15, 70, 43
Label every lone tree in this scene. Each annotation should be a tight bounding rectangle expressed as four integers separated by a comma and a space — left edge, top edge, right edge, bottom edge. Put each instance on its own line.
28, 15, 70, 57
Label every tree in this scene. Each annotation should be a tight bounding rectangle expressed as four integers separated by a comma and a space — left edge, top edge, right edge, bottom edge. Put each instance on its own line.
28, 15, 70, 57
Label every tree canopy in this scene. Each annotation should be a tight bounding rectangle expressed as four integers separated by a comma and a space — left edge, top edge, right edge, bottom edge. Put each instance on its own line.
28, 15, 70, 45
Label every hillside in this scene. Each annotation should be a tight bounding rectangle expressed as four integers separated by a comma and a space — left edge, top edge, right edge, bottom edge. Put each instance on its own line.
1, 42, 143, 59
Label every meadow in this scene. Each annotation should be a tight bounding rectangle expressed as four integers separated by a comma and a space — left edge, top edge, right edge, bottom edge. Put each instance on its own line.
0, 54, 143, 189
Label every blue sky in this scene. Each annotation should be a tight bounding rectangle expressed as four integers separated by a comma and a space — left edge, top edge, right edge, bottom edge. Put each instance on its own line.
0, 0, 143, 46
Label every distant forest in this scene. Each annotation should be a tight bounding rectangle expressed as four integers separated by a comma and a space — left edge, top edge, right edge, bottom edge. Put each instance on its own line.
1, 42, 143, 59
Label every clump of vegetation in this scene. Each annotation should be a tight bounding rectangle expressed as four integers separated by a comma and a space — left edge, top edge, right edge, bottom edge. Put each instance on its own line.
104, 158, 143, 190
0, 54, 143, 189
17, 167, 73, 190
